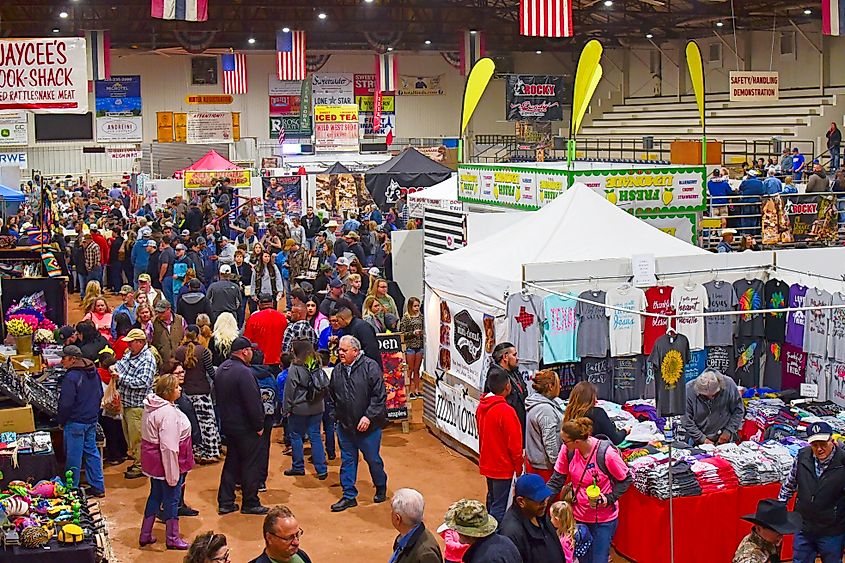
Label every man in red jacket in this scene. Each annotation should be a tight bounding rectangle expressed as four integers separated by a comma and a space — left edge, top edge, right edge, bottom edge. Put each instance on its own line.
89, 225, 110, 287
476, 369, 523, 525
243, 293, 288, 374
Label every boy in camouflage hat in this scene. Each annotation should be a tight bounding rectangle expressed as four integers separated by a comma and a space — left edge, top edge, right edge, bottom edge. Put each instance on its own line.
443, 499, 521, 563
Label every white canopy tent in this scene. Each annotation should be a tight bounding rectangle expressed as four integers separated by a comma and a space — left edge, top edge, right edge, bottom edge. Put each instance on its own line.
407, 175, 459, 218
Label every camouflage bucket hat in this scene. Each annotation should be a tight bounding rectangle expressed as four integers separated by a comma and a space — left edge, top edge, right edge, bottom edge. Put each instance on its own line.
443, 499, 497, 538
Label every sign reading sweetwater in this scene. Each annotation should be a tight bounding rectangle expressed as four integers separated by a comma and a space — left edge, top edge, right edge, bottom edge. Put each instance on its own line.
505, 75, 565, 121
729, 71, 779, 102
0, 38, 89, 113
435, 382, 479, 453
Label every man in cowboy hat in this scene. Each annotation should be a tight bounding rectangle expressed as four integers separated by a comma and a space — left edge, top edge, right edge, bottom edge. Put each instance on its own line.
717, 228, 737, 253
733, 499, 802, 563
443, 499, 520, 563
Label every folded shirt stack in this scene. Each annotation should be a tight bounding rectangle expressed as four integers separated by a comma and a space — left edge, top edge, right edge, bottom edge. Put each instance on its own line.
713, 443, 782, 485
627, 454, 702, 499
689, 456, 740, 493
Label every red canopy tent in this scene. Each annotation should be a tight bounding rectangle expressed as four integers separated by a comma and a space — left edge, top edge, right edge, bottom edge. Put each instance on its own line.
174, 150, 242, 178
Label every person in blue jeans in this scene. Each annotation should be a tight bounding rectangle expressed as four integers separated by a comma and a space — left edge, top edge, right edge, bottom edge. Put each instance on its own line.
282, 340, 328, 479
57, 345, 105, 496
778, 420, 845, 563
328, 335, 388, 512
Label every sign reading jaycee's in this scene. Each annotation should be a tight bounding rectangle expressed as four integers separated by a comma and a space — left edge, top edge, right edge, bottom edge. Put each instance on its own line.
505, 75, 565, 121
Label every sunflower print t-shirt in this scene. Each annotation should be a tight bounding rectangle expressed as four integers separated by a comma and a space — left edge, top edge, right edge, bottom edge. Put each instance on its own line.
648, 333, 691, 417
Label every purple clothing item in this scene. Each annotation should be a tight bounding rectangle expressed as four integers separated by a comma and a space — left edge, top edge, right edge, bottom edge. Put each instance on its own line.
781, 343, 807, 390
785, 284, 808, 347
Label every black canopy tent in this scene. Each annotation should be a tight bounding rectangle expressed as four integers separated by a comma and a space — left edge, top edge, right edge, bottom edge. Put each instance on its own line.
321, 162, 352, 174
364, 148, 452, 209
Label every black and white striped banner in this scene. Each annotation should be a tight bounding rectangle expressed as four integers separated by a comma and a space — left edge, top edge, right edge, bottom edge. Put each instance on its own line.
423, 207, 465, 257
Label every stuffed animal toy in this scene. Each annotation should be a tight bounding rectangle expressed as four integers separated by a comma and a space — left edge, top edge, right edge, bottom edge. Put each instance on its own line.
31, 480, 58, 499
57, 523, 84, 544
1, 497, 29, 518
20, 525, 50, 548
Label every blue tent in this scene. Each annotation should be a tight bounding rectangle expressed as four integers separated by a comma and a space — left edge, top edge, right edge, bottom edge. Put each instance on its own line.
0, 184, 25, 216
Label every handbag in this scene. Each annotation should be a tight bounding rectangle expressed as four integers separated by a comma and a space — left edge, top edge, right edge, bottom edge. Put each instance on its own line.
102, 378, 121, 417
564, 442, 599, 507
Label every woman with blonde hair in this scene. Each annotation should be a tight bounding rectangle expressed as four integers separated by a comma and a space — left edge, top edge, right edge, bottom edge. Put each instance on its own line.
134, 304, 154, 341
363, 295, 387, 333
82, 280, 103, 312
550, 500, 579, 563
368, 277, 399, 317
564, 381, 627, 445
208, 312, 238, 367
399, 297, 424, 397
83, 297, 113, 341
174, 326, 220, 463
195, 314, 212, 347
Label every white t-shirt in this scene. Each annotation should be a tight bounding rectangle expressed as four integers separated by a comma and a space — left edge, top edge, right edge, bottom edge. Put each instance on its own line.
605, 286, 646, 357
671, 284, 709, 351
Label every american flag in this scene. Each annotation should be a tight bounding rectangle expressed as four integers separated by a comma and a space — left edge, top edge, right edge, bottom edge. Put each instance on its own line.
221, 52, 248, 95
520, 0, 573, 38
277, 30, 306, 81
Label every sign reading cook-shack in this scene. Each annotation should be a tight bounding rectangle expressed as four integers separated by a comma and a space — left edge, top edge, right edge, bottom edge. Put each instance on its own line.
729, 71, 779, 102
505, 75, 565, 121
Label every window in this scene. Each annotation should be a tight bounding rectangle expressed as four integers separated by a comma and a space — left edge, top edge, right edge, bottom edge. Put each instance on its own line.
707, 43, 722, 65
191, 57, 218, 85
780, 33, 796, 60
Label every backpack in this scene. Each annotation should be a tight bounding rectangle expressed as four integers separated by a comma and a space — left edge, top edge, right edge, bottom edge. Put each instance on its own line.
566, 437, 624, 500
304, 364, 330, 402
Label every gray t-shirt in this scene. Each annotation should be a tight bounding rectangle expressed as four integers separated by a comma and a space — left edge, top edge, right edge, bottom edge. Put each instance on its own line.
648, 333, 690, 417
704, 281, 737, 347
159, 246, 176, 278
805, 354, 829, 401
828, 292, 845, 362
803, 288, 832, 357
576, 290, 609, 358
506, 292, 544, 369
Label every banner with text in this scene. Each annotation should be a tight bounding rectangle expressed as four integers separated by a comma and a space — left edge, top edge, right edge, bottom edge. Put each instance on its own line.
398, 74, 444, 96
435, 381, 479, 453
186, 111, 234, 144
106, 147, 142, 160
0, 152, 27, 170
312, 73, 354, 106
314, 104, 359, 152
262, 175, 303, 219
505, 75, 565, 121
184, 169, 251, 190
95, 76, 142, 142
0, 111, 28, 146
0, 38, 89, 113
268, 76, 312, 138
437, 300, 493, 389
378, 333, 408, 420
354, 74, 396, 136
729, 71, 779, 102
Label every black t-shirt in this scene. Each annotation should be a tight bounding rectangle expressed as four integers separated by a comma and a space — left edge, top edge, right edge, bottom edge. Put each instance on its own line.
648, 333, 691, 417
764, 279, 789, 343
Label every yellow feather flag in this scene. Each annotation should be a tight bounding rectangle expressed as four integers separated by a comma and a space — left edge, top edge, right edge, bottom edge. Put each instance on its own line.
685, 40, 705, 129
460, 57, 496, 135
570, 39, 603, 137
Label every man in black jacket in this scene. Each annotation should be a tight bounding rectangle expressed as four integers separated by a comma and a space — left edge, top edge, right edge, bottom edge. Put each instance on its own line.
184, 201, 204, 235
778, 421, 845, 562
215, 337, 269, 516
329, 335, 388, 513
178, 278, 211, 324
499, 474, 564, 563
484, 342, 527, 437
301, 206, 322, 252
336, 307, 379, 362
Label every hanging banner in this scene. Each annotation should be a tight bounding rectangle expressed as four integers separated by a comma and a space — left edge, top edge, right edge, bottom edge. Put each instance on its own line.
378, 334, 408, 420
354, 74, 396, 136
185, 94, 233, 104
435, 381, 479, 453
268, 77, 312, 138
438, 300, 493, 389
314, 104, 359, 152
505, 75, 566, 121
574, 167, 706, 213
106, 147, 142, 160
0, 111, 28, 146
398, 74, 445, 96
262, 175, 303, 219
639, 213, 698, 245
0, 152, 27, 170
311, 73, 354, 105
95, 75, 142, 142
186, 111, 234, 144
729, 71, 779, 102
0, 38, 89, 113
184, 169, 251, 190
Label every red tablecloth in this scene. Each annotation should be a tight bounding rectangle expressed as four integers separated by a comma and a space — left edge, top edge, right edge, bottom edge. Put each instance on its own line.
614, 484, 794, 563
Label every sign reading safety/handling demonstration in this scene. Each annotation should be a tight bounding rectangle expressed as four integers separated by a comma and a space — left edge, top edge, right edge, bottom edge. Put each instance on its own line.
729, 71, 779, 102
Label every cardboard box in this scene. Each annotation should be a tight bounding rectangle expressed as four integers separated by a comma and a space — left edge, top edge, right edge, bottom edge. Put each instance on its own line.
0, 405, 35, 434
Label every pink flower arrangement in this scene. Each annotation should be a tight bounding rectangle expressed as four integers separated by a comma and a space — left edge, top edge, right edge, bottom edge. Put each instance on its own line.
7, 314, 39, 332
38, 319, 56, 331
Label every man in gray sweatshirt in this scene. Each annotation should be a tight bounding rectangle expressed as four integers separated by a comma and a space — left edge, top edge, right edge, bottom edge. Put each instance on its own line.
682, 369, 745, 445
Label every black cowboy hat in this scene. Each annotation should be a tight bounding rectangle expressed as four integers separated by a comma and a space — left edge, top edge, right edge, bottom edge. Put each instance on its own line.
741, 499, 802, 535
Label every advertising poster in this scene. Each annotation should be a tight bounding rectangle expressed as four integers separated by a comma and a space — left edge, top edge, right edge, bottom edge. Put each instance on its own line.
378, 334, 408, 420
729, 71, 779, 102
0, 111, 27, 146
0, 152, 27, 169
571, 168, 706, 212
0, 38, 89, 113
639, 213, 698, 245
186, 111, 234, 144
505, 75, 565, 121
184, 169, 251, 190
354, 74, 396, 136
314, 172, 371, 216
435, 382, 479, 453
268, 76, 312, 138
95, 75, 142, 142
314, 105, 359, 152
398, 74, 444, 96
437, 300, 493, 389
311, 73, 355, 105
262, 175, 303, 219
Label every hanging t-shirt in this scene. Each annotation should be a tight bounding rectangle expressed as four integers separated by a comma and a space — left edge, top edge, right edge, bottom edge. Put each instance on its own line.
803, 288, 832, 357
605, 285, 646, 357
648, 333, 690, 417
764, 342, 783, 389
612, 355, 645, 403
684, 349, 707, 383
785, 284, 808, 347
543, 294, 579, 364
733, 278, 765, 338
580, 356, 612, 400
735, 336, 763, 389
764, 279, 790, 344
671, 284, 709, 351
704, 281, 738, 347
643, 286, 673, 355
706, 346, 734, 378
576, 290, 609, 359
830, 362, 845, 404
506, 292, 544, 370
828, 292, 845, 362
556, 363, 581, 398
781, 342, 807, 390
805, 355, 829, 401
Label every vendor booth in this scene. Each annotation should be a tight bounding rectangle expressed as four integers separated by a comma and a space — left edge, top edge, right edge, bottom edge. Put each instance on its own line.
0, 185, 25, 218
407, 176, 460, 219
365, 147, 452, 209
315, 162, 371, 217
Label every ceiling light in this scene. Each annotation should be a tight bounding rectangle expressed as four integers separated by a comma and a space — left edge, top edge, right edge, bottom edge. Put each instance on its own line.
469, 29, 477, 35
716, 21, 724, 27
282, 27, 290, 33
603, 0, 613, 6
536, 50, 542, 54
52, 28, 60, 33
387, 47, 394, 51
248, 37, 256, 44
804, 9, 812, 14
425, 40, 431, 45
645, 33, 653, 38
364, 0, 374, 3
59, 11, 69, 18
317, 12, 327, 19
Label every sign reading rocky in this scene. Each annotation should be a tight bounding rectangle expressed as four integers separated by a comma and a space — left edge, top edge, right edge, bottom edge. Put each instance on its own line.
505, 75, 565, 121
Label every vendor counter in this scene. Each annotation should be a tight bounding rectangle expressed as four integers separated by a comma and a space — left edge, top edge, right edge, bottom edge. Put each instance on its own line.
614, 484, 793, 562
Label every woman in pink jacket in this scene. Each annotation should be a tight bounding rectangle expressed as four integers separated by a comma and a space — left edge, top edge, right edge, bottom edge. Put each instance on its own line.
138, 374, 195, 550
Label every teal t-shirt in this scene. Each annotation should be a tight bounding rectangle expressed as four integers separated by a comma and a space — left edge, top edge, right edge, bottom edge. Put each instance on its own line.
543, 294, 579, 363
